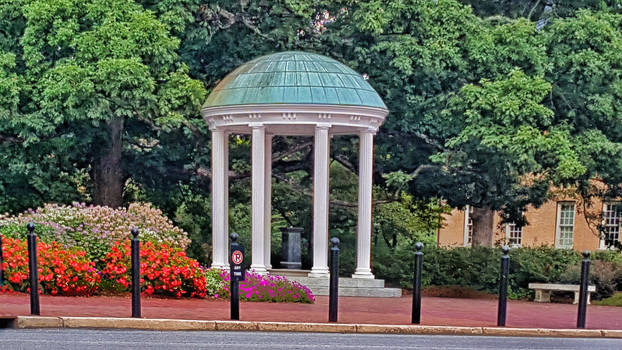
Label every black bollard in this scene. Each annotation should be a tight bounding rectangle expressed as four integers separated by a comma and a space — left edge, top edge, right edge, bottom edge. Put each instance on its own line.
131, 228, 141, 318
497, 246, 510, 327
577, 251, 591, 329
230, 274, 240, 321
329, 237, 340, 322
412, 242, 424, 324
230, 233, 245, 321
0, 230, 4, 287
27, 223, 40, 315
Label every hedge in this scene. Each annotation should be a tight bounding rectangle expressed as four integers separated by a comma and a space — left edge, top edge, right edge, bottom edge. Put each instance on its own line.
374, 244, 622, 299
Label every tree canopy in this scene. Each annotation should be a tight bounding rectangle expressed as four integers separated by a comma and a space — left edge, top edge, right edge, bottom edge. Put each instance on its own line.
0, 0, 205, 211
2, 0, 622, 256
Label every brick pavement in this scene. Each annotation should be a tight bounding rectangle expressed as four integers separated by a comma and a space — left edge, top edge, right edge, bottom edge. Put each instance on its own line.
1, 293, 621, 330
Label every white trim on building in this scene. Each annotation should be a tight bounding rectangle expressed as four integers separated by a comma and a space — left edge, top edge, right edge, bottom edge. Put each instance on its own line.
463, 205, 473, 247
600, 202, 621, 250
505, 222, 523, 247
555, 202, 576, 249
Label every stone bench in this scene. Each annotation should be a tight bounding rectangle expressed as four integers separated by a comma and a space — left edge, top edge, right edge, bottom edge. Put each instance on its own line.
528, 283, 596, 304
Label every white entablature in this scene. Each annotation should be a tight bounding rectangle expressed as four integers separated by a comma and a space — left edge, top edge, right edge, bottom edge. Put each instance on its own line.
203, 104, 386, 135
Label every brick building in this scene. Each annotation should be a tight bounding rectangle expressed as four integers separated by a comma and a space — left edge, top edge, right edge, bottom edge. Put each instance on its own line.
437, 195, 621, 251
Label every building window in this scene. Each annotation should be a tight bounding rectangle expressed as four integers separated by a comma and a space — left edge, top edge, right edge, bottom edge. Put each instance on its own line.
464, 205, 473, 246
601, 202, 621, 249
506, 223, 522, 247
555, 202, 575, 249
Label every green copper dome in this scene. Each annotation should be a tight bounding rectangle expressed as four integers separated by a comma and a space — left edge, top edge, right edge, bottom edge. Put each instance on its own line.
203, 51, 387, 109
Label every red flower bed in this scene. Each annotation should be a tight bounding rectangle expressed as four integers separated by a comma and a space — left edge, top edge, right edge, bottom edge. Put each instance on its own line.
101, 241, 207, 298
1, 237, 100, 296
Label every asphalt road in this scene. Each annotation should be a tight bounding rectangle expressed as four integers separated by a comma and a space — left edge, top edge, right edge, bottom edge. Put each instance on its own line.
0, 329, 621, 350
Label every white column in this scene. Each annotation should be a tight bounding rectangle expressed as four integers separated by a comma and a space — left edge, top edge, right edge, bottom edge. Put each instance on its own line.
223, 132, 230, 269
309, 124, 331, 278
250, 124, 267, 274
210, 129, 228, 270
353, 129, 375, 279
264, 134, 273, 270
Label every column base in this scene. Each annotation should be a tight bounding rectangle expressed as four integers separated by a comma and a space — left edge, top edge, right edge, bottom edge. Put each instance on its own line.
352, 268, 375, 279
249, 264, 268, 275
308, 267, 330, 278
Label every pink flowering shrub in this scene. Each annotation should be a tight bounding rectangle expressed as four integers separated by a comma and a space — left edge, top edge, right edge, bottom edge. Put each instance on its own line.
214, 270, 315, 303
0, 202, 190, 262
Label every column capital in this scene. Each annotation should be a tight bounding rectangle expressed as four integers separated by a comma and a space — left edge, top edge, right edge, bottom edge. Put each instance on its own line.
210, 125, 224, 132
249, 122, 265, 129
316, 123, 332, 130
360, 127, 378, 135
210, 126, 234, 135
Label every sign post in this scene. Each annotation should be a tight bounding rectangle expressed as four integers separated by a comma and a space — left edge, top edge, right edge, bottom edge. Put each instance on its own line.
577, 251, 591, 329
0, 230, 4, 287
497, 246, 510, 327
328, 237, 340, 322
411, 242, 423, 324
27, 222, 40, 315
131, 228, 141, 318
230, 233, 246, 320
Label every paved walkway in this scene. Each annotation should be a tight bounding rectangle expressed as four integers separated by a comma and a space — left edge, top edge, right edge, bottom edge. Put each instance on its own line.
1, 293, 621, 330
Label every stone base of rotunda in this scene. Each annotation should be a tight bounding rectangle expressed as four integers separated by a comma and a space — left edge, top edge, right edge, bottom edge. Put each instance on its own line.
269, 269, 402, 298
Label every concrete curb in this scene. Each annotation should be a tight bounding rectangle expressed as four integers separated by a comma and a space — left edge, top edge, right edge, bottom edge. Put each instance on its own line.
11, 316, 622, 338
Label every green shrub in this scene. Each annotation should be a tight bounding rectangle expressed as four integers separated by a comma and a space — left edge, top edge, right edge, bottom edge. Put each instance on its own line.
559, 260, 622, 300
174, 192, 212, 265
591, 250, 622, 265
508, 246, 580, 298
373, 243, 583, 299
593, 292, 622, 307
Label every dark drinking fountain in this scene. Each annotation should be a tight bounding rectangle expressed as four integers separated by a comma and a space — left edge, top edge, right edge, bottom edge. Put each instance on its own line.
280, 227, 303, 269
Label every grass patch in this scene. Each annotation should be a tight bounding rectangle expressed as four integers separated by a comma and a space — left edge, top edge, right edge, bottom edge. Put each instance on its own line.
593, 292, 622, 307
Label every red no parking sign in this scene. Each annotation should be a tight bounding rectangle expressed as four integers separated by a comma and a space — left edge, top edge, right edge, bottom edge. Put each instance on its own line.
231, 250, 244, 265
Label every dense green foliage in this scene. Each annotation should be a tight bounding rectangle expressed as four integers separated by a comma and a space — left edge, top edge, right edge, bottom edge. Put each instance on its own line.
0, 0, 205, 211
560, 260, 622, 300
594, 292, 622, 307
2, 0, 622, 276
378, 243, 621, 299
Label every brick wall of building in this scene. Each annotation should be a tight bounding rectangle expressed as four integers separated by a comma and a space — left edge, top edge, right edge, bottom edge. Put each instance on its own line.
437, 208, 465, 247
437, 196, 612, 251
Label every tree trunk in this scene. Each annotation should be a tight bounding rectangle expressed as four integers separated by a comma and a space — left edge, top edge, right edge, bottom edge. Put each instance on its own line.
93, 117, 124, 208
471, 206, 494, 247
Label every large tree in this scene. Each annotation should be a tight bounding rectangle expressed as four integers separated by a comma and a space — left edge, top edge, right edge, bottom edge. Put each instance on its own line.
459, 0, 622, 19
320, 0, 556, 245
0, 0, 205, 210
317, 0, 622, 245
542, 10, 622, 207
4, 0, 621, 253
